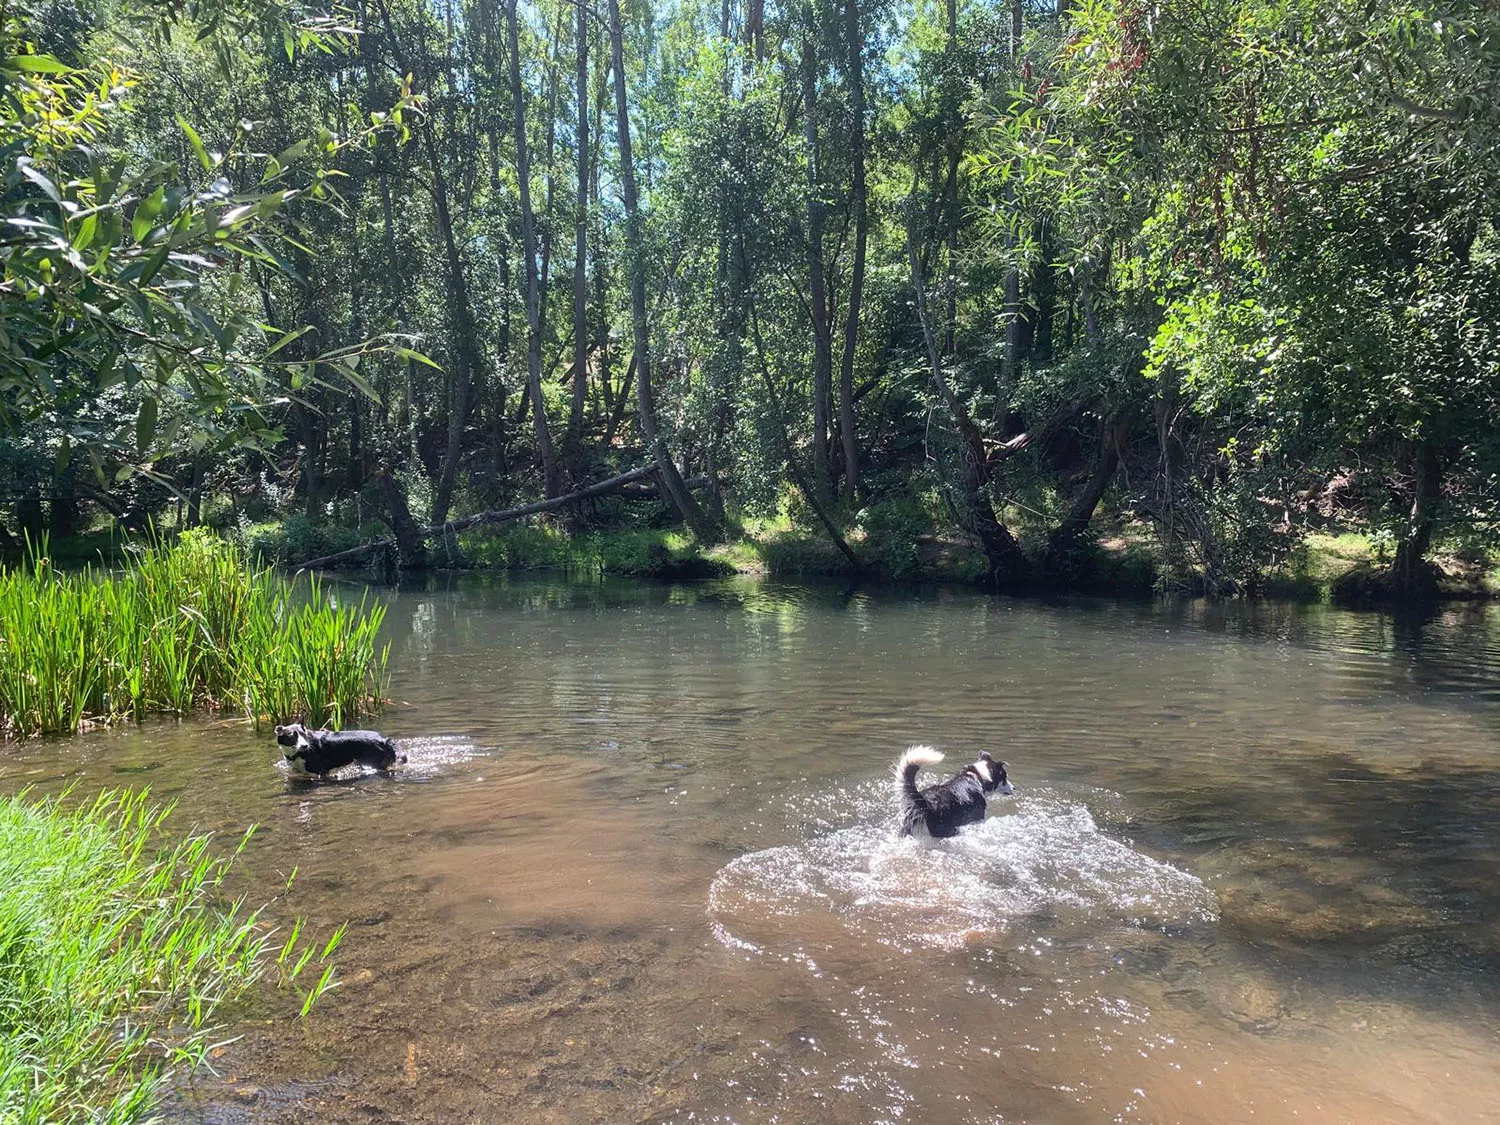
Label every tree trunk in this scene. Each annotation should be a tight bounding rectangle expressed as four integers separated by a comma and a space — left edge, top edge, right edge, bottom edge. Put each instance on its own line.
303, 465, 718, 570
183, 457, 204, 529
1391, 439, 1442, 595
426, 140, 475, 528
566, 0, 590, 481
1030, 217, 1056, 364
377, 470, 427, 569
535, 2, 566, 346
506, 0, 563, 499
377, 167, 414, 450
800, 7, 833, 501
607, 0, 721, 543
941, 0, 961, 358
49, 471, 80, 538
1045, 411, 1131, 572
836, 0, 866, 503
376, 0, 480, 528
909, 234, 1027, 583
997, 0, 1025, 422
746, 282, 861, 569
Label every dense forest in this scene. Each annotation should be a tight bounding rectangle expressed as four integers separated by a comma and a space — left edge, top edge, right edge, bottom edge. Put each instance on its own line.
4, 0, 1498, 597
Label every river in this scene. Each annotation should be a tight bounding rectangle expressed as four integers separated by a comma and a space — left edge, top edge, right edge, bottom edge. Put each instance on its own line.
5, 576, 1498, 1123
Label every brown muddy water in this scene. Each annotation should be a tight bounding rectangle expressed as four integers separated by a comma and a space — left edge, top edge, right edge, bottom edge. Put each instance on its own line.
4, 576, 1500, 1124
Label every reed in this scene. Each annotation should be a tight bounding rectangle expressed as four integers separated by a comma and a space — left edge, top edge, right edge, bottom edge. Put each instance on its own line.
0, 531, 389, 738
0, 788, 342, 1123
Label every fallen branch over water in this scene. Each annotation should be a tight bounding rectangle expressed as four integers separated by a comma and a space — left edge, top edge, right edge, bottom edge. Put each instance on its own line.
298, 466, 716, 571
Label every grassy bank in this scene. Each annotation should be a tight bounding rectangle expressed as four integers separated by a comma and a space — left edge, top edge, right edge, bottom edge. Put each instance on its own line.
0, 789, 339, 1124
449, 521, 1497, 600
0, 531, 388, 739
45, 511, 1498, 604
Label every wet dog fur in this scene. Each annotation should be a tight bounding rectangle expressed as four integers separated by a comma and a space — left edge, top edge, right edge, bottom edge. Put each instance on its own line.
274, 723, 405, 778
895, 746, 1013, 838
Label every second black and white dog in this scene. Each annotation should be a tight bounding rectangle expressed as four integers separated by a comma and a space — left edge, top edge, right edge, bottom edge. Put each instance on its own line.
895, 745, 1013, 838
274, 723, 405, 778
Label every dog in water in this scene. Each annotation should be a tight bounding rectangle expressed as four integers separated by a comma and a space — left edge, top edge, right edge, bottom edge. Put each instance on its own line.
274, 723, 405, 779
895, 745, 1013, 838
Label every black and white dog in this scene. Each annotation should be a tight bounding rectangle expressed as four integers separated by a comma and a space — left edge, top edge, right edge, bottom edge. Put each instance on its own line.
274, 723, 405, 778
895, 745, 1013, 838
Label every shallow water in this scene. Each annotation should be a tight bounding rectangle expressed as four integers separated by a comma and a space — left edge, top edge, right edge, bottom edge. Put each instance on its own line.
4, 576, 1500, 1124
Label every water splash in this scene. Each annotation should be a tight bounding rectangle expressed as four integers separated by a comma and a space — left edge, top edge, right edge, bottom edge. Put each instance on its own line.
390, 734, 479, 778
710, 785, 1217, 953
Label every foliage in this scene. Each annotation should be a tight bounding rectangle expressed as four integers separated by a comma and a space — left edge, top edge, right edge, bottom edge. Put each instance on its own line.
0, 4, 422, 480
0, 529, 388, 737
0, 787, 342, 1124
2, 0, 1498, 599
461, 523, 735, 578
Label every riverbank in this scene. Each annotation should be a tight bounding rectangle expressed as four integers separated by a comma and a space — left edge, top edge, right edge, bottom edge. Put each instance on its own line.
232, 514, 1497, 603
0, 789, 339, 1122
28, 515, 1500, 604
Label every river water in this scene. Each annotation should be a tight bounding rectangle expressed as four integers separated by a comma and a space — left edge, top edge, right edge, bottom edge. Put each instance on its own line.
5, 576, 1499, 1124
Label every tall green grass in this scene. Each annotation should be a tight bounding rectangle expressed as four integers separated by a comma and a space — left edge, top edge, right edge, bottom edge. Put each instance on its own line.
0, 530, 389, 738
0, 788, 342, 1124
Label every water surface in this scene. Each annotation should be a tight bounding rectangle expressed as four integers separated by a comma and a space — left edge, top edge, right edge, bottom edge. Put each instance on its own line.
4, 577, 1499, 1124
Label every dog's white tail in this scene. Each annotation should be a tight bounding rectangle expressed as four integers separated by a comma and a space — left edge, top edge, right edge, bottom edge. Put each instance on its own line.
894, 745, 944, 799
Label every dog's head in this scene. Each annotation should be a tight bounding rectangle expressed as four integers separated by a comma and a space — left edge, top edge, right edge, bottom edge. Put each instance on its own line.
971, 751, 1013, 796
274, 723, 308, 758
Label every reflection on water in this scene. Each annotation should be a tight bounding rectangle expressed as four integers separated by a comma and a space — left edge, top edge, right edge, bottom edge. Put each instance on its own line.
3, 575, 1499, 1124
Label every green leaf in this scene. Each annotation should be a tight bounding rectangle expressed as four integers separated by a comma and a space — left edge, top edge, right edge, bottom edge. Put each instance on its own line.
54, 436, 71, 477
132, 186, 166, 243
135, 243, 172, 286
18, 161, 61, 204
158, 413, 184, 452
395, 346, 443, 370
6, 54, 72, 74
72, 214, 97, 250
178, 116, 214, 172
136, 396, 158, 453
333, 362, 381, 402
265, 324, 312, 357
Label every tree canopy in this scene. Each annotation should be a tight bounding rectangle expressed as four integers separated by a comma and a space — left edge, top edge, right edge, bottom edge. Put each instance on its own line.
3, 0, 1497, 595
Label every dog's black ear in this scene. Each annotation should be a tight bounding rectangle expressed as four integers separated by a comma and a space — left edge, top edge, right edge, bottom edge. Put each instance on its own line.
979, 750, 994, 761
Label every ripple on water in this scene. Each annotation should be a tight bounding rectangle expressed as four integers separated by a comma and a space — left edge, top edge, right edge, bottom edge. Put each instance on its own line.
709, 786, 1218, 954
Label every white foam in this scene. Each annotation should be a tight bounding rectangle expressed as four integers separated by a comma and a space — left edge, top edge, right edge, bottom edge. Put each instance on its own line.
390, 734, 478, 778
710, 785, 1217, 953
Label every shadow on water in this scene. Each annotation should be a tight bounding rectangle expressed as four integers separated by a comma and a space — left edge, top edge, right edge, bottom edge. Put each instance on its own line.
5, 574, 1500, 1124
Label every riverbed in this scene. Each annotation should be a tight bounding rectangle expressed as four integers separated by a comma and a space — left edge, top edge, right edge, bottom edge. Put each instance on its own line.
5, 576, 1498, 1123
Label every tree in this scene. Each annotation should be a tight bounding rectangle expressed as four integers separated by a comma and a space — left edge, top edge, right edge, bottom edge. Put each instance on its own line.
835, 0, 866, 502
565, 0, 590, 481
505, 0, 561, 499
607, 0, 720, 543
